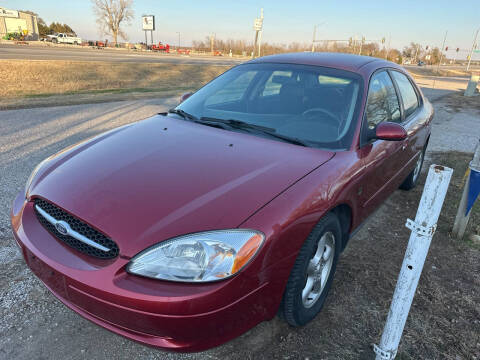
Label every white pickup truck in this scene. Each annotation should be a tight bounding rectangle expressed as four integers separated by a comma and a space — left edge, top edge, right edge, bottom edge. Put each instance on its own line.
47, 33, 82, 45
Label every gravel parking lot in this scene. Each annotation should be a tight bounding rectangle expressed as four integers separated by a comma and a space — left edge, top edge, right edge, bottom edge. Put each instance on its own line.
1, 87, 479, 359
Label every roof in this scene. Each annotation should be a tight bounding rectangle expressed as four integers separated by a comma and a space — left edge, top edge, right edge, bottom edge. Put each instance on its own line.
249, 52, 399, 73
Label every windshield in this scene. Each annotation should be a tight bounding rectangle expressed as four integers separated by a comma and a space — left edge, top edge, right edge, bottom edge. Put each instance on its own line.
175, 63, 363, 150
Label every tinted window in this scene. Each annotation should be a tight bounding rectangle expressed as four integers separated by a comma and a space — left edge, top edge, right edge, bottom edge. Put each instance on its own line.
365, 71, 401, 129
177, 63, 363, 150
391, 71, 419, 118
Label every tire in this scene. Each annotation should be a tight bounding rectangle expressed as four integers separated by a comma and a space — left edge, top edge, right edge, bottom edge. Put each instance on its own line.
74, 41, 78, 46
282, 212, 341, 326
400, 143, 427, 190
52, 39, 57, 44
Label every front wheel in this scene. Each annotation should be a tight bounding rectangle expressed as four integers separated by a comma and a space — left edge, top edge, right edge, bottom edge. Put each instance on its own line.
400, 144, 426, 190
282, 213, 341, 326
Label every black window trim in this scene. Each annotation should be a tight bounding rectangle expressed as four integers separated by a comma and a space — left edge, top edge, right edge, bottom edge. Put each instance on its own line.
359, 67, 404, 147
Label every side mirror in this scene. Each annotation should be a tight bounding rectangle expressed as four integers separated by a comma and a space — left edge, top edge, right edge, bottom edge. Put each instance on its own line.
373, 122, 407, 141
179, 92, 193, 103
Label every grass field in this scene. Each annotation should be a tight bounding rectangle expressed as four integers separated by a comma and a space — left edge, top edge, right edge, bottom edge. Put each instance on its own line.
0, 60, 231, 108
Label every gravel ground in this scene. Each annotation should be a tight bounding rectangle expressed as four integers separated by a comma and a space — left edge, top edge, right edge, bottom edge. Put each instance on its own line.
427, 93, 480, 153
0, 86, 478, 359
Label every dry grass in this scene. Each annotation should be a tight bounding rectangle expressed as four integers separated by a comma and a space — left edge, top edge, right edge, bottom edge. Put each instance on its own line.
0, 60, 231, 98
408, 66, 477, 78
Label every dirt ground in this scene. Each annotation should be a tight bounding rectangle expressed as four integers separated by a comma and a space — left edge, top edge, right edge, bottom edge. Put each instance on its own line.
0, 92, 479, 359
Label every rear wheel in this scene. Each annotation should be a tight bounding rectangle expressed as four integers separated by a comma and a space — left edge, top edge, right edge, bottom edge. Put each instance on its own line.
282, 213, 341, 326
400, 144, 427, 190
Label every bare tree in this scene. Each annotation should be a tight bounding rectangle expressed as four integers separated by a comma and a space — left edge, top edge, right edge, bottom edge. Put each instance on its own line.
92, 0, 134, 45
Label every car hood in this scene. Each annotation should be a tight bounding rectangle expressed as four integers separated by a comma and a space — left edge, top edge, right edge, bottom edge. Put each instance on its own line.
30, 115, 335, 257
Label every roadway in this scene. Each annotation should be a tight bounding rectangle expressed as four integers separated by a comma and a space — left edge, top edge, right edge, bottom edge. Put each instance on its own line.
0, 43, 245, 65
2, 43, 478, 72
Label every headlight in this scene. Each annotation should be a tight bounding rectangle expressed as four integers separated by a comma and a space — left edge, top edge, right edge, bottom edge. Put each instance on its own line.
25, 157, 51, 197
127, 230, 264, 282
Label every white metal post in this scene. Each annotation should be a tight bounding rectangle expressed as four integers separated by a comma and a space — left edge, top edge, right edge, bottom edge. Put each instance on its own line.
374, 164, 453, 360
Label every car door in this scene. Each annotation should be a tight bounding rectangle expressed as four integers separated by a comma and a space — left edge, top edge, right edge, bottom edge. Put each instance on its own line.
358, 70, 405, 217
389, 70, 424, 180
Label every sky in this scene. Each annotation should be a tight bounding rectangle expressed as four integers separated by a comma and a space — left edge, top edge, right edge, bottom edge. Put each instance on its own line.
2, 0, 480, 59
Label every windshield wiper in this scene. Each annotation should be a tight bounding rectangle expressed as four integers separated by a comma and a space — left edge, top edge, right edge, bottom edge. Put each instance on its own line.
168, 108, 198, 121
199, 117, 309, 147
200, 117, 274, 131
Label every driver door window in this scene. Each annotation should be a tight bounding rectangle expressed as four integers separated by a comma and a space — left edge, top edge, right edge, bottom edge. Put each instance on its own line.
365, 71, 401, 129
262, 71, 293, 97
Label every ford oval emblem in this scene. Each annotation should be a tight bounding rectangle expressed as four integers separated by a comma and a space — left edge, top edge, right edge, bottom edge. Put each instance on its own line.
55, 221, 69, 236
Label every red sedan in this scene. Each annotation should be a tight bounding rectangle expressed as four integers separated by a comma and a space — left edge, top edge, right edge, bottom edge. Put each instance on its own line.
11, 53, 432, 352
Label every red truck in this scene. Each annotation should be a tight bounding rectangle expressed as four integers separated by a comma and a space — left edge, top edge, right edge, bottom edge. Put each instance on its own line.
151, 42, 170, 53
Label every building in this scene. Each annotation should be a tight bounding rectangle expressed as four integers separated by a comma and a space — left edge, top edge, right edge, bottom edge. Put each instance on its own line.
0, 7, 39, 40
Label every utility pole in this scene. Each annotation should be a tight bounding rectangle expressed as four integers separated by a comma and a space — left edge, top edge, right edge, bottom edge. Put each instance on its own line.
413, 44, 420, 63
381, 37, 386, 58
311, 22, 326, 52
359, 36, 365, 55
437, 30, 448, 73
210, 33, 215, 54
467, 28, 479, 71
176, 31, 180, 49
386, 35, 391, 60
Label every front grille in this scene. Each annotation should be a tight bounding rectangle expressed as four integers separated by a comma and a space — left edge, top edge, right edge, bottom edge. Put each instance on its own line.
34, 198, 119, 259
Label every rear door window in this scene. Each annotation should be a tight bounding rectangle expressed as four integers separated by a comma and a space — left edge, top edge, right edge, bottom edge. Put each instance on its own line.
390, 71, 419, 118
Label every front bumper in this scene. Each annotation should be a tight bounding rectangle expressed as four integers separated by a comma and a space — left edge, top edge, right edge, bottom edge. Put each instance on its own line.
11, 192, 274, 352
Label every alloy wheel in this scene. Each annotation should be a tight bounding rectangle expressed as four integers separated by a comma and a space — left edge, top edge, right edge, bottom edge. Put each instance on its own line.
302, 231, 336, 308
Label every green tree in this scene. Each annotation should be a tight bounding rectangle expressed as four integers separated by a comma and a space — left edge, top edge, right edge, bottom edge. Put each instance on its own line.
49, 22, 75, 35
